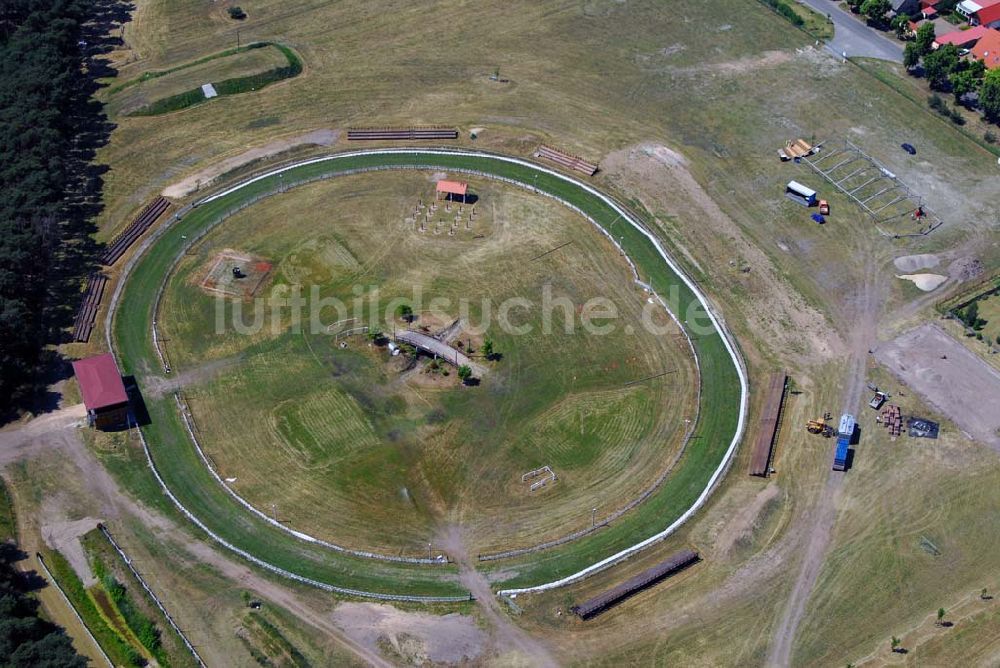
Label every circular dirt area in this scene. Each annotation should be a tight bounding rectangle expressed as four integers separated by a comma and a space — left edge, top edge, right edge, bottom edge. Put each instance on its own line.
159, 172, 697, 555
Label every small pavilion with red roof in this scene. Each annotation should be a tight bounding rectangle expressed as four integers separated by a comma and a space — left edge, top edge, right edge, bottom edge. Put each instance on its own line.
72, 353, 130, 430
435, 180, 469, 203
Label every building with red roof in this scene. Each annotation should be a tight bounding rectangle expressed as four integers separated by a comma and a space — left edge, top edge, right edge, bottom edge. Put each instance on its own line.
435, 180, 469, 202
959, 0, 1000, 25
971, 28, 1000, 67
72, 353, 129, 429
934, 25, 990, 49
975, 2, 1000, 26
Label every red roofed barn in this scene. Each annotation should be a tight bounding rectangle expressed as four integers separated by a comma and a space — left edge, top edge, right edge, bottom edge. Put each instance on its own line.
72, 353, 129, 430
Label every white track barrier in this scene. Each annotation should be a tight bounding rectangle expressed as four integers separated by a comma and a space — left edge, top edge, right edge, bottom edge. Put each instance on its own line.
116, 148, 747, 599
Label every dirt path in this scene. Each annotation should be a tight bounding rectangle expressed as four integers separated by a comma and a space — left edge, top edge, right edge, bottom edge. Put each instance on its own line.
0, 415, 391, 667
437, 525, 558, 667
142, 354, 244, 397
161, 128, 340, 199
767, 253, 882, 667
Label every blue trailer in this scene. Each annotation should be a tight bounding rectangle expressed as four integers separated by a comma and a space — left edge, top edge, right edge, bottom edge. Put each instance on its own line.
833, 436, 850, 471
833, 413, 855, 471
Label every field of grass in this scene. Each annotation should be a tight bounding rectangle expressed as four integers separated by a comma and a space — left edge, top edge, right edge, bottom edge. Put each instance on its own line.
159, 172, 693, 554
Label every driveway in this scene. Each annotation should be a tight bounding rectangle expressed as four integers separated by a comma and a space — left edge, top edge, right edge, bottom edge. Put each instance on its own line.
798, 0, 904, 63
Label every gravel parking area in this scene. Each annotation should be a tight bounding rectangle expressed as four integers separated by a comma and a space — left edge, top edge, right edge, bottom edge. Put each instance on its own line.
874, 323, 1000, 450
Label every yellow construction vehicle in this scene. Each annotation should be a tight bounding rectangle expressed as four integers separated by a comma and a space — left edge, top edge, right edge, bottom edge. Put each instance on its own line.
807, 419, 834, 437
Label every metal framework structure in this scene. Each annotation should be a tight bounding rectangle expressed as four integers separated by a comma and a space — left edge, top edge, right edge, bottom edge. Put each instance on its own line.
801, 139, 943, 237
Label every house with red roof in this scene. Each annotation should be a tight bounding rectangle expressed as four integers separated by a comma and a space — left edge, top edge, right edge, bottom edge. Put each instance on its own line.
971, 28, 1000, 67
72, 353, 130, 429
934, 25, 990, 49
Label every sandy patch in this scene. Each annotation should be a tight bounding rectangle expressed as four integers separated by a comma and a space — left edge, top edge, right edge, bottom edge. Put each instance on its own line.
896, 273, 947, 292
893, 253, 939, 272
714, 484, 782, 557
332, 602, 488, 665
42, 517, 102, 586
874, 324, 1000, 450
162, 128, 339, 198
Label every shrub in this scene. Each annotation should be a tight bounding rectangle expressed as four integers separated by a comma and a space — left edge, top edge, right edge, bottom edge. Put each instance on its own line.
985, 131, 997, 144
228, 6, 247, 20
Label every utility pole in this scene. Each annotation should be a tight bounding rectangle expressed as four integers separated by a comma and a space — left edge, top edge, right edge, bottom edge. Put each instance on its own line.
237, 29, 241, 49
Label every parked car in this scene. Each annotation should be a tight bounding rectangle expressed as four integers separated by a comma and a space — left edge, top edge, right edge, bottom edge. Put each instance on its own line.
901, 143, 916, 155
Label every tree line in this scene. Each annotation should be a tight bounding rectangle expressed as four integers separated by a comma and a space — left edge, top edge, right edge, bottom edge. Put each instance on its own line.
903, 23, 1000, 128
0, 0, 116, 412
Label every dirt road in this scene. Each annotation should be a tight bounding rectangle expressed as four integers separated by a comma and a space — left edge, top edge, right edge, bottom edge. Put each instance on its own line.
0, 407, 391, 667
437, 525, 558, 667
767, 253, 881, 667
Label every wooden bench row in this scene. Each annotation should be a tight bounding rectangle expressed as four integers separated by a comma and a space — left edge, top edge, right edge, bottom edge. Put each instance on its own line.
748, 372, 788, 477
571, 549, 699, 619
71, 273, 108, 343
100, 196, 171, 266
535, 145, 599, 176
347, 127, 458, 140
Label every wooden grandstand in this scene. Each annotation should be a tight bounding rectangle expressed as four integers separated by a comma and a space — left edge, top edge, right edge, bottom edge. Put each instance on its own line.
571, 549, 699, 620
101, 196, 171, 266
748, 372, 788, 477
71, 273, 108, 343
346, 126, 458, 140
534, 145, 598, 176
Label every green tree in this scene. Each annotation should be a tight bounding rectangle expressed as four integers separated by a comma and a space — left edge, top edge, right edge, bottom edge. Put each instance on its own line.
964, 301, 979, 328
950, 69, 979, 103
861, 0, 891, 24
923, 44, 959, 90
457, 365, 472, 383
982, 587, 990, 600
936, 607, 946, 626
396, 303, 413, 322
891, 636, 901, 652
915, 22, 936, 56
981, 68, 1000, 122
366, 326, 383, 343
904, 42, 920, 70
891, 14, 910, 39
482, 337, 494, 360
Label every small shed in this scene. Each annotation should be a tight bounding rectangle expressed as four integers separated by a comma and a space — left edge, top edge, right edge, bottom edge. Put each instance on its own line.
435, 180, 469, 202
72, 353, 129, 430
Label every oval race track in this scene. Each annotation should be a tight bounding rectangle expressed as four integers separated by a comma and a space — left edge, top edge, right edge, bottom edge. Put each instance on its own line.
107, 148, 748, 600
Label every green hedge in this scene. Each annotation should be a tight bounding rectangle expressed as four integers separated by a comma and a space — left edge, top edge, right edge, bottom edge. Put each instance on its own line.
43, 550, 144, 666
91, 556, 170, 666
128, 43, 302, 117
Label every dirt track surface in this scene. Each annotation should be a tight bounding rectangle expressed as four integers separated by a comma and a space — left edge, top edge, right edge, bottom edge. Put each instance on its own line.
875, 323, 1000, 450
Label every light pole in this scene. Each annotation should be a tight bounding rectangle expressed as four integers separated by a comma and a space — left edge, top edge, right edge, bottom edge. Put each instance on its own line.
428, 542, 432, 560
592, 507, 597, 528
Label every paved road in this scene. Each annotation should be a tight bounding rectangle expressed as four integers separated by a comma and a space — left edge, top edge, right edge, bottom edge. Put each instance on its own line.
798, 0, 904, 63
